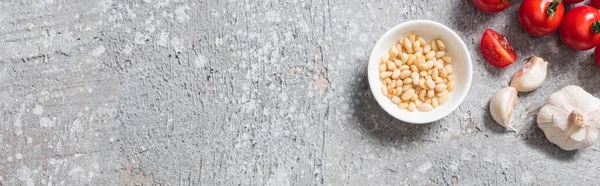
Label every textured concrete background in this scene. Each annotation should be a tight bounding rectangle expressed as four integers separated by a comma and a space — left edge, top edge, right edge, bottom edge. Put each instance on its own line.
1, 0, 600, 185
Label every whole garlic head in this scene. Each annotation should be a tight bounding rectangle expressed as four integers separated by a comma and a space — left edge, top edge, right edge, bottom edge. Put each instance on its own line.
510, 55, 548, 92
490, 87, 518, 130
537, 86, 600, 150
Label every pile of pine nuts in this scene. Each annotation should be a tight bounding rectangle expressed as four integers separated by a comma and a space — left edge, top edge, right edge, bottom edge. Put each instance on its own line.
379, 33, 455, 112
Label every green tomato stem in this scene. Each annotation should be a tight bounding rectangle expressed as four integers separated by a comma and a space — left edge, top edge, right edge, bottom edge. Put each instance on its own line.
546, 0, 560, 17
593, 21, 600, 34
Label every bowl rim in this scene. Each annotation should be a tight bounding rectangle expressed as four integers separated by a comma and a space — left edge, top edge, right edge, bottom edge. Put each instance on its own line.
367, 20, 473, 124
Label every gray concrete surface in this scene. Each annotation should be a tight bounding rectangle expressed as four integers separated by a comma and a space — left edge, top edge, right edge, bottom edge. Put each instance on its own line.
1, 0, 600, 185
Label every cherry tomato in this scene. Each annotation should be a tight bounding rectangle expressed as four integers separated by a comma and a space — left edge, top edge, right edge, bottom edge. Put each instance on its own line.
471, 0, 511, 14
562, 0, 584, 4
518, 0, 564, 36
592, 0, 600, 9
480, 29, 517, 68
559, 6, 600, 50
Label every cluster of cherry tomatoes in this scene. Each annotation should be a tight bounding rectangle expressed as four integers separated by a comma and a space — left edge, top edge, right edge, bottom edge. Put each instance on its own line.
471, 0, 600, 68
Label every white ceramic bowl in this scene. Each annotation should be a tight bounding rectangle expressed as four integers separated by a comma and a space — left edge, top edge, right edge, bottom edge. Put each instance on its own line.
368, 20, 472, 124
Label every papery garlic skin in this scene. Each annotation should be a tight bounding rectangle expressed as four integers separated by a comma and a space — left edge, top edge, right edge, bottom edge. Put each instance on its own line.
537, 86, 600, 150
490, 87, 518, 129
510, 55, 548, 92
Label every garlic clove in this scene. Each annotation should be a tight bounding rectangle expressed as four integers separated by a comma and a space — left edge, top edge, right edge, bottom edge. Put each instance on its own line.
510, 55, 548, 92
490, 87, 518, 130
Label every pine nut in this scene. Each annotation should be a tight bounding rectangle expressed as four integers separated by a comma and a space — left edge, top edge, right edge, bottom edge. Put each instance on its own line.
408, 33, 416, 43
441, 56, 452, 64
381, 86, 388, 96
419, 89, 426, 100
408, 102, 416, 112
407, 54, 416, 65
390, 80, 396, 88
403, 38, 413, 52
440, 68, 448, 78
390, 46, 399, 59
439, 94, 450, 104
417, 36, 427, 47
447, 81, 456, 91
418, 103, 434, 112
432, 97, 439, 107
415, 99, 422, 107
401, 89, 415, 100
435, 83, 447, 92
426, 79, 435, 89
427, 89, 435, 98
400, 53, 409, 63
425, 61, 434, 70
381, 71, 392, 79
435, 59, 444, 69
432, 68, 439, 80
411, 94, 418, 101
443, 79, 448, 83
431, 40, 438, 51
413, 41, 421, 52
436, 39, 446, 51
410, 65, 419, 72
419, 79, 427, 89
392, 69, 401, 79
392, 96, 401, 104
399, 65, 410, 71
415, 51, 423, 59
381, 53, 390, 62
388, 88, 395, 97
435, 51, 446, 58
399, 103, 409, 109
400, 70, 411, 79
387, 61, 397, 71
379, 64, 386, 72
385, 78, 392, 85
425, 51, 435, 60
396, 44, 403, 54
395, 87, 403, 96
395, 59, 403, 67
420, 71, 428, 77
424, 44, 431, 53
445, 64, 453, 74
447, 75, 454, 81
411, 72, 420, 85
404, 78, 412, 84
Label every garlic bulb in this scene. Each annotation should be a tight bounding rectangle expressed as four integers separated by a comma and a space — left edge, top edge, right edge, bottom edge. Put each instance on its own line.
490, 87, 518, 130
510, 55, 548, 92
537, 86, 600, 150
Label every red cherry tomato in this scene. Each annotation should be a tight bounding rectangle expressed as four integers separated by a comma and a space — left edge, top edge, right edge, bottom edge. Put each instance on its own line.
595, 46, 600, 68
518, 0, 564, 36
562, 0, 584, 4
480, 29, 517, 68
471, 0, 511, 14
559, 6, 600, 50
592, 0, 600, 9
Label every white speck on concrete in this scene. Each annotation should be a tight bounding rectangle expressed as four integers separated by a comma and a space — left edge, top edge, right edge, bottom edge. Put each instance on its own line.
175, 5, 190, 22
32, 104, 44, 115
194, 54, 207, 68
91, 45, 106, 57
417, 162, 433, 174
87, 88, 93, 93
134, 32, 147, 45
40, 117, 53, 128
15, 153, 22, 159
